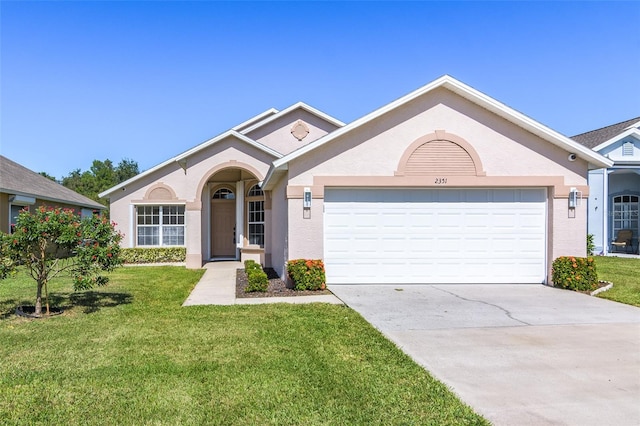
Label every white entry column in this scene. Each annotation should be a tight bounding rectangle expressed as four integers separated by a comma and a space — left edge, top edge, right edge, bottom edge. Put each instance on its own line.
235, 181, 245, 258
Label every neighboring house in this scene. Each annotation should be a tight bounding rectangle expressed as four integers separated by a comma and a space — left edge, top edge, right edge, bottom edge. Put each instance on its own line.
572, 117, 640, 254
0, 155, 105, 233
100, 76, 611, 285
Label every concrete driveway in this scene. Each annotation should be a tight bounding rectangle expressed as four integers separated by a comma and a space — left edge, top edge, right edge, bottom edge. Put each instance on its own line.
329, 284, 640, 426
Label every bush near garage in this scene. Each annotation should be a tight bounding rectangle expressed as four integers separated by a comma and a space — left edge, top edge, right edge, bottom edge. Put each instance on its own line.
551, 256, 598, 292
287, 259, 326, 291
120, 247, 186, 264
244, 260, 268, 292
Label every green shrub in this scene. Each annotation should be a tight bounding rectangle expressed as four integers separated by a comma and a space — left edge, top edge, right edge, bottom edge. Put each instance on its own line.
287, 259, 326, 291
245, 267, 268, 292
551, 256, 598, 292
120, 247, 186, 264
244, 259, 262, 273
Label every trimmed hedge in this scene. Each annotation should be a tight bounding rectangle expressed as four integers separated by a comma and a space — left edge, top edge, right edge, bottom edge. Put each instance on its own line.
244, 260, 268, 292
120, 247, 186, 264
551, 256, 598, 292
287, 259, 326, 291
244, 260, 262, 273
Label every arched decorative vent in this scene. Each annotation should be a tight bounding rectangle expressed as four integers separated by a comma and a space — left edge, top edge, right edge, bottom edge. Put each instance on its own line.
396, 131, 485, 177
212, 188, 235, 200
405, 140, 476, 176
144, 184, 178, 201
148, 187, 173, 200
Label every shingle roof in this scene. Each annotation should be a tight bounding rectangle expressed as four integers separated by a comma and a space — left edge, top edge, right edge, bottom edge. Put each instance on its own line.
0, 156, 105, 210
571, 117, 640, 149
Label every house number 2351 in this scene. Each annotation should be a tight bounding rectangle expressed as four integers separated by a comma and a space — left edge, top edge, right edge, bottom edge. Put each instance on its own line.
434, 178, 447, 184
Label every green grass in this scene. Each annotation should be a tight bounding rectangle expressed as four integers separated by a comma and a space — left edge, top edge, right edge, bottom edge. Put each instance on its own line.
0, 266, 486, 425
595, 256, 640, 307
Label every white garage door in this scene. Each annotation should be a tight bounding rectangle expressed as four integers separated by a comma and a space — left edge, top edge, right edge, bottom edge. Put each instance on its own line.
324, 188, 547, 284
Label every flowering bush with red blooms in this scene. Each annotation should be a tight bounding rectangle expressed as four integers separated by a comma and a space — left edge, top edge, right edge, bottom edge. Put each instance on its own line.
286, 259, 326, 291
551, 256, 598, 292
0, 206, 123, 316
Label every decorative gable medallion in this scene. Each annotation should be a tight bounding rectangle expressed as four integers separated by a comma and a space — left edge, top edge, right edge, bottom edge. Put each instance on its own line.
291, 120, 310, 141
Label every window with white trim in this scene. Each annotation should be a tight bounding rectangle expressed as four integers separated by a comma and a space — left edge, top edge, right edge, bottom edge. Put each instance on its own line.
612, 194, 639, 243
247, 184, 264, 247
137, 205, 185, 246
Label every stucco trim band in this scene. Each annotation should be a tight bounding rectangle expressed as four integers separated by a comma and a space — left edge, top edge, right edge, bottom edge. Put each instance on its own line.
284, 176, 588, 199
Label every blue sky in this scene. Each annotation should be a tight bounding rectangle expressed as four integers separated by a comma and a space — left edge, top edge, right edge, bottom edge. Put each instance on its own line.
1, 1, 639, 179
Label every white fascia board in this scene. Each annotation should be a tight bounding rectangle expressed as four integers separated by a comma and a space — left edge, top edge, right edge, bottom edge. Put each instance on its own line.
439, 78, 613, 168
270, 75, 612, 172
232, 108, 279, 131
591, 128, 640, 152
239, 102, 345, 135
99, 131, 283, 199
269, 76, 456, 171
173, 131, 283, 162
624, 120, 640, 131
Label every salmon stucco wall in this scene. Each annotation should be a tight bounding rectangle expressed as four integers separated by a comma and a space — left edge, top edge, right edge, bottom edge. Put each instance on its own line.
287, 88, 587, 187
287, 197, 325, 263
246, 109, 340, 156
269, 178, 288, 277
107, 136, 275, 268
549, 195, 588, 259
280, 88, 590, 284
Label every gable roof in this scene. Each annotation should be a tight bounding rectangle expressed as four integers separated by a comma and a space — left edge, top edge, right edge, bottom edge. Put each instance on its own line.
571, 117, 640, 150
238, 102, 345, 135
0, 156, 105, 210
262, 75, 613, 189
99, 130, 282, 198
100, 102, 344, 199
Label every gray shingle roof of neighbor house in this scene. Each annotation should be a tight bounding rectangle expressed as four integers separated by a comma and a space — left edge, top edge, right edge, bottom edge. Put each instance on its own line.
0, 155, 105, 210
571, 117, 640, 149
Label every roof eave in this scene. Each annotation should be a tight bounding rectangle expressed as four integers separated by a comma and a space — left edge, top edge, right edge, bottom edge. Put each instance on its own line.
232, 108, 279, 132
1, 188, 105, 210
270, 75, 613, 171
239, 102, 345, 135
100, 131, 283, 199
591, 128, 640, 152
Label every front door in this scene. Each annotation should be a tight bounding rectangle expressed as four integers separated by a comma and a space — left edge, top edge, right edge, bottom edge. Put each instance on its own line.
211, 199, 236, 257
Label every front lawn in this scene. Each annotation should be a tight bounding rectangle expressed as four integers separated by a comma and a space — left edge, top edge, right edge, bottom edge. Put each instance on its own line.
595, 256, 640, 307
0, 266, 486, 425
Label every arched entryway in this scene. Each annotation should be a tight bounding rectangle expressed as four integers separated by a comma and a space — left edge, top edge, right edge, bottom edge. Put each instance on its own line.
205, 167, 265, 261
211, 187, 236, 258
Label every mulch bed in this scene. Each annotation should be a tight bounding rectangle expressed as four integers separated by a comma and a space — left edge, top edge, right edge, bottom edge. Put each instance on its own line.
236, 268, 332, 298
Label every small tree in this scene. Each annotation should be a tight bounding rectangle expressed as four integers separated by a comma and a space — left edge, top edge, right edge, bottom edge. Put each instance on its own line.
0, 206, 123, 316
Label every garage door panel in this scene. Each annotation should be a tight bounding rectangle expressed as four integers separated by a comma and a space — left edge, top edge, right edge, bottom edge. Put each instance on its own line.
324, 188, 547, 284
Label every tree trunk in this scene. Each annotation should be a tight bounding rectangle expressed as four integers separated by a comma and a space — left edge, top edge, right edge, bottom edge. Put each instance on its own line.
35, 280, 43, 316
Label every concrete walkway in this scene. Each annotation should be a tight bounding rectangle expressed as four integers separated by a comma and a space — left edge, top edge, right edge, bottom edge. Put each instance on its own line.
182, 261, 342, 306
